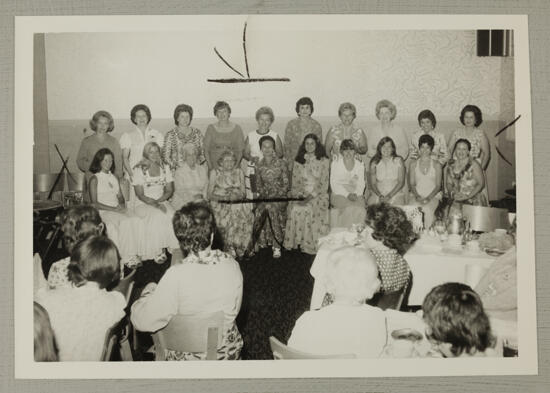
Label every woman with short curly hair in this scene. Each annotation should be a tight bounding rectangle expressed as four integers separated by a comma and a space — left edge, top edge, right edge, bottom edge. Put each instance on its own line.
131, 201, 244, 360
366, 99, 409, 163
325, 102, 368, 162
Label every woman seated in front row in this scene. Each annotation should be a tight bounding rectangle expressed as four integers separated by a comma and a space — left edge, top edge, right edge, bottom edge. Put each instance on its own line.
88, 148, 142, 268
288, 246, 387, 358
284, 133, 330, 255
367, 136, 406, 206
329, 139, 366, 228
131, 201, 244, 360
132, 141, 180, 263
408, 134, 443, 229
35, 236, 126, 361
422, 282, 499, 357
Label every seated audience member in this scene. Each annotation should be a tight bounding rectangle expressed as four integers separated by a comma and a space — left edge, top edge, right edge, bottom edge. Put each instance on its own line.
209, 150, 253, 258
46, 205, 106, 290
169, 143, 208, 210
422, 282, 499, 357
288, 246, 387, 358
35, 236, 126, 361
132, 141, 179, 263
329, 139, 367, 228
252, 135, 290, 258
475, 218, 517, 321
89, 147, 142, 268
34, 301, 59, 361
284, 133, 330, 255
408, 134, 443, 229
367, 137, 406, 206
131, 201, 244, 360
364, 203, 417, 309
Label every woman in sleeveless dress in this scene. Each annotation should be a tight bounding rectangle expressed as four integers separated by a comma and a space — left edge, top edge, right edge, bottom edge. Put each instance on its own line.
408, 134, 443, 229
208, 150, 253, 258
88, 148, 142, 268
243, 106, 284, 199
367, 137, 406, 206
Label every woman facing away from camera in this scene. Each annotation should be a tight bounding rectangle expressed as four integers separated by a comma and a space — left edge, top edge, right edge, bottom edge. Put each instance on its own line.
34, 302, 59, 362
131, 202, 244, 360
132, 141, 179, 263
35, 236, 126, 361
422, 282, 499, 357
284, 133, 330, 255
288, 246, 388, 358
88, 148, 142, 268
283, 97, 323, 171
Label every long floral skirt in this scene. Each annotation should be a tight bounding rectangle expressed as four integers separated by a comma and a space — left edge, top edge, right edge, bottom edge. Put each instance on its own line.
253, 201, 288, 249
284, 196, 329, 254
211, 201, 254, 257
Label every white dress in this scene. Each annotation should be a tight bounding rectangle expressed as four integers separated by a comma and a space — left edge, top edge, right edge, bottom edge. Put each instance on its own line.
245, 129, 279, 198
132, 165, 180, 260
367, 157, 405, 205
409, 159, 440, 228
94, 171, 142, 266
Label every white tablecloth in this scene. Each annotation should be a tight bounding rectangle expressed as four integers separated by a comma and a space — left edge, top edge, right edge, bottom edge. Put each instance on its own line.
310, 230, 496, 309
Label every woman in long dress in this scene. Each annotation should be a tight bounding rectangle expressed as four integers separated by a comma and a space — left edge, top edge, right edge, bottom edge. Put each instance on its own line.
408, 134, 443, 229
203, 101, 245, 170
367, 137, 406, 206
132, 141, 179, 263
243, 106, 284, 199
208, 150, 253, 258
88, 148, 142, 268
329, 139, 366, 228
169, 143, 208, 210
252, 135, 290, 258
324, 102, 368, 162
284, 133, 330, 255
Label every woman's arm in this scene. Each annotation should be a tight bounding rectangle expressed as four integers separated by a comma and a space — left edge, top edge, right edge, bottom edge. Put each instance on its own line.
355, 161, 366, 196
443, 164, 452, 196
275, 134, 284, 158
408, 160, 421, 200
203, 126, 214, 169
89, 176, 122, 212
157, 182, 174, 203
367, 162, 381, 198
425, 161, 443, 201
479, 130, 491, 170
76, 139, 89, 173
162, 131, 175, 169
122, 148, 133, 179
112, 141, 124, 179
447, 131, 458, 159
355, 129, 368, 155
386, 158, 405, 198
437, 133, 450, 165
324, 128, 336, 158
242, 136, 253, 162
233, 125, 245, 166
207, 170, 220, 201
134, 185, 161, 206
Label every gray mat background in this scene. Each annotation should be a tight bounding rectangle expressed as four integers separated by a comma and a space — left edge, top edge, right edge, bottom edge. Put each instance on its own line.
1, 1, 548, 392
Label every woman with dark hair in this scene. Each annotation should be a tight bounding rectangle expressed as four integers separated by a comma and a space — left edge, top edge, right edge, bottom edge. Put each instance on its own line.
363, 203, 417, 309
408, 134, 443, 228
329, 139, 366, 228
76, 110, 123, 200
325, 102, 368, 162
283, 97, 323, 170
252, 135, 290, 258
34, 302, 58, 361
89, 148, 142, 268
203, 101, 245, 170
284, 133, 330, 254
243, 106, 284, 198
366, 100, 409, 162
423, 282, 498, 357
46, 205, 105, 289
367, 137, 406, 206
120, 104, 164, 208
444, 138, 487, 214
35, 236, 126, 361
131, 201, 244, 360
209, 150, 253, 258
132, 141, 179, 263
409, 109, 449, 165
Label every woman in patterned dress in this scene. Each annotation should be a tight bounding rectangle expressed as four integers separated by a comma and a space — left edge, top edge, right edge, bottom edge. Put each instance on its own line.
284, 133, 330, 255
283, 97, 323, 171
170, 143, 208, 210
444, 138, 487, 216
208, 150, 253, 258
252, 135, 290, 258
130, 201, 244, 360
324, 102, 368, 162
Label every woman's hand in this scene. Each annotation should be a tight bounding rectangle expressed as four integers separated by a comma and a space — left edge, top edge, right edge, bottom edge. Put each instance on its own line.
252, 156, 260, 165
156, 202, 167, 213
194, 193, 204, 200
348, 193, 358, 202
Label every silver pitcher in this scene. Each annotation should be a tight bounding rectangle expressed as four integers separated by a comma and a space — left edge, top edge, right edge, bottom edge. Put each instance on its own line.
447, 215, 465, 235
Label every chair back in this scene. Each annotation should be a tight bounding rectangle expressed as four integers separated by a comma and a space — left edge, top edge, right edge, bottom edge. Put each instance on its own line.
113, 269, 136, 305
367, 272, 412, 311
101, 318, 133, 361
100, 324, 117, 361
269, 336, 356, 360
462, 205, 510, 232
152, 311, 224, 361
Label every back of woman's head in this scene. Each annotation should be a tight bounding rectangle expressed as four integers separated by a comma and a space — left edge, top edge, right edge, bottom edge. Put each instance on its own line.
366, 203, 417, 254
173, 201, 216, 257
34, 302, 58, 361
67, 236, 121, 289
422, 282, 494, 356
59, 205, 104, 253
325, 246, 380, 303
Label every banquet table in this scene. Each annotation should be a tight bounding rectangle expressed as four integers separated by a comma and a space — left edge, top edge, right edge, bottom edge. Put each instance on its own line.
309, 229, 497, 310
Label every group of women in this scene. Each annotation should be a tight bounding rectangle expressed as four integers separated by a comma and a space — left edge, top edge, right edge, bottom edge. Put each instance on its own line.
75, 98, 491, 262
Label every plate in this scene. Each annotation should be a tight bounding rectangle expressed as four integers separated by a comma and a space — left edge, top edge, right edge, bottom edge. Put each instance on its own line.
484, 248, 506, 257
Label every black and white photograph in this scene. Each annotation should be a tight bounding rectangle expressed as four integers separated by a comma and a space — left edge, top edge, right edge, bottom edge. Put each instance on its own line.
15, 14, 537, 378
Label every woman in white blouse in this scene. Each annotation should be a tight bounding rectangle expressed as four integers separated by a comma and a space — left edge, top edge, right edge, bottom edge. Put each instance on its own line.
132, 141, 179, 263
131, 201, 244, 360
329, 139, 366, 228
